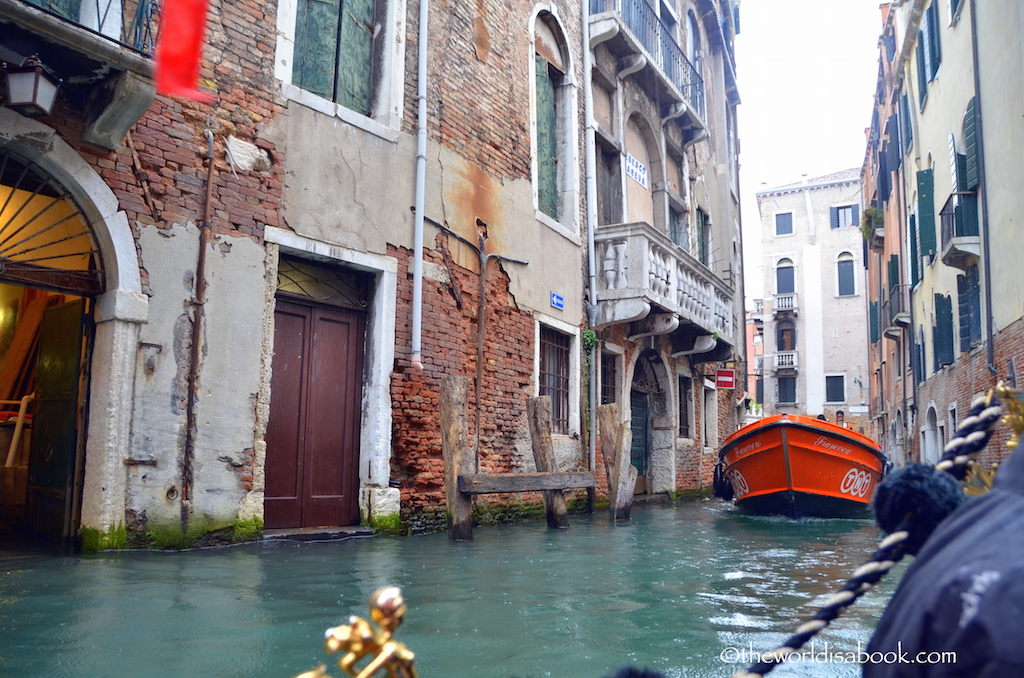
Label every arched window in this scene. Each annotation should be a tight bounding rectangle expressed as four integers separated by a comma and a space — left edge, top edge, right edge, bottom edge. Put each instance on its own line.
776, 320, 795, 352
837, 251, 856, 296
534, 13, 573, 225
776, 258, 794, 294
624, 116, 656, 227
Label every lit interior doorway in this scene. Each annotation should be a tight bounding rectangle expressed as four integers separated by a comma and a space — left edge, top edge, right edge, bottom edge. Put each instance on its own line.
0, 147, 101, 550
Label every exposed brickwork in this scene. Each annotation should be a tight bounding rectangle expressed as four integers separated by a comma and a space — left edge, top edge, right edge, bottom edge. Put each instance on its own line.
388, 240, 542, 531
404, 0, 582, 184
913, 317, 1024, 466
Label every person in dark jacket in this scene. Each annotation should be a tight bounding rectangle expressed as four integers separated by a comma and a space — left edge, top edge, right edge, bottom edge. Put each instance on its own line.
863, 446, 1024, 676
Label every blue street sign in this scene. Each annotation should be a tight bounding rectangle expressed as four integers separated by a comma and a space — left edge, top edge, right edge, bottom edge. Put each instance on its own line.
550, 292, 564, 310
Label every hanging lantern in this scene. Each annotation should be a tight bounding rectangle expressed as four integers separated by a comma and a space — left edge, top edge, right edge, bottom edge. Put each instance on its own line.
3, 55, 61, 117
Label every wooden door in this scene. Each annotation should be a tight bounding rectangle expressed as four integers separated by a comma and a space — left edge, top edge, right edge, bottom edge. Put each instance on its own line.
27, 299, 86, 548
265, 299, 365, 528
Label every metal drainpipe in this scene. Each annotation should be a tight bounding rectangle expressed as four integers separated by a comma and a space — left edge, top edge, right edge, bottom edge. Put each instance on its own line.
969, 0, 996, 375
582, 0, 599, 505
182, 129, 215, 532
411, 0, 429, 371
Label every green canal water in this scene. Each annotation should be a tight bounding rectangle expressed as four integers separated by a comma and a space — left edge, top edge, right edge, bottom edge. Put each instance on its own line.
0, 501, 904, 678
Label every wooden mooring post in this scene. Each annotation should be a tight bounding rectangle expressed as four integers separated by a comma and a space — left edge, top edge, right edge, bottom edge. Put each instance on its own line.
597, 402, 637, 521
440, 376, 596, 540
441, 376, 474, 540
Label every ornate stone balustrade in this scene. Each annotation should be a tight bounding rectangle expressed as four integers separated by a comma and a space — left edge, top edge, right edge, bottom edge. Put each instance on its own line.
595, 222, 736, 344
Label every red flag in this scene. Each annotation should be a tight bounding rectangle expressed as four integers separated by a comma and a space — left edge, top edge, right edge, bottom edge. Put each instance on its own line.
154, 0, 214, 102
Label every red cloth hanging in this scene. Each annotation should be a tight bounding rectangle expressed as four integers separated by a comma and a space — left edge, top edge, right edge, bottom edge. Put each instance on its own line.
154, 0, 214, 102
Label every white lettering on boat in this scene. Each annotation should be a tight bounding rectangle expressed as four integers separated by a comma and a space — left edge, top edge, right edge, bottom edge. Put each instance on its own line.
813, 435, 853, 456
840, 468, 872, 497
726, 469, 749, 497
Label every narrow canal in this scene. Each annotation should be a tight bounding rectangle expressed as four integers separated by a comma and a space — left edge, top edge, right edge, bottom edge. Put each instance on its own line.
0, 501, 902, 678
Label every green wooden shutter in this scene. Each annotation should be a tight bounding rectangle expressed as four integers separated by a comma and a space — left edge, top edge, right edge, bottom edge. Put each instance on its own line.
336, 0, 375, 114
888, 254, 900, 293
536, 56, 558, 220
851, 204, 860, 226
916, 34, 928, 106
829, 206, 839, 229
927, 1, 941, 76
901, 94, 914, 153
870, 301, 880, 344
958, 274, 971, 353
965, 97, 979, 190
918, 169, 936, 256
909, 214, 921, 284
934, 293, 954, 368
294, 0, 342, 100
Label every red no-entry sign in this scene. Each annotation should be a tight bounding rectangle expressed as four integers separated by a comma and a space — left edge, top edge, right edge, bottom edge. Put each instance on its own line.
715, 369, 736, 389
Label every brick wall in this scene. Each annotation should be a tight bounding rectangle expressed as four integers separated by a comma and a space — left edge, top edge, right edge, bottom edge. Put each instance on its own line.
388, 240, 541, 531
914, 316, 1024, 466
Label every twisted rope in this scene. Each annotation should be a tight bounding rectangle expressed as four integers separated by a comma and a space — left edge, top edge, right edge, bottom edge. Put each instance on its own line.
731, 390, 1005, 678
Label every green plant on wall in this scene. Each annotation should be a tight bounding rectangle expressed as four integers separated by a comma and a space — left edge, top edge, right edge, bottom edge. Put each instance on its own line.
860, 206, 884, 241
581, 328, 599, 435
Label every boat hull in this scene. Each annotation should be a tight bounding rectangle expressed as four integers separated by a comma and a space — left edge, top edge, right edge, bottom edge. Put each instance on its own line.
716, 415, 886, 519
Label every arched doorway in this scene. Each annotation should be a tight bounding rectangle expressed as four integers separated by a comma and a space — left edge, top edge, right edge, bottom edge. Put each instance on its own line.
629, 349, 671, 495
1, 109, 146, 551
922, 406, 940, 465
0, 144, 101, 546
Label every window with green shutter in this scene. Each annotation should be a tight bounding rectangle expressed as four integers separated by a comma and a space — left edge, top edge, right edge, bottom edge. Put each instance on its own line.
293, 0, 376, 115
535, 56, 559, 220
901, 93, 914, 153
909, 214, 921, 285
933, 293, 954, 369
957, 264, 982, 352
888, 254, 900, 293
870, 301, 880, 344
964, 97, 979, 191
917, 169, 936, 257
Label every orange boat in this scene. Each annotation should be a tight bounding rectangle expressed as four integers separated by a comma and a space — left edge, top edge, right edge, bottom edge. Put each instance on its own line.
713, 414, 888, 519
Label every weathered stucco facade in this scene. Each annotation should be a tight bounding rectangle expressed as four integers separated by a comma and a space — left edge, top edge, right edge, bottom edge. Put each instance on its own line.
756, 171, 870, 431
0, 0, 745, 549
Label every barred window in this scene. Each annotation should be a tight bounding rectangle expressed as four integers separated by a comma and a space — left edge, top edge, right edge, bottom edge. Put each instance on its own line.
678, 376, 693, 437
540, 326, 571, 434
600, 353, 618, 405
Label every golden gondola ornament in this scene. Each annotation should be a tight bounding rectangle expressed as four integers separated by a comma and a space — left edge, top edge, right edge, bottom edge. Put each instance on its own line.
295, 587, 417, 678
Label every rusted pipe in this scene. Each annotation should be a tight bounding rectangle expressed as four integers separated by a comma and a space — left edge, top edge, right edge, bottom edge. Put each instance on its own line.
181, 129, 215, 532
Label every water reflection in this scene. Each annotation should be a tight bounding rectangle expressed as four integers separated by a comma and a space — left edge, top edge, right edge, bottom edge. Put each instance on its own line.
0, 502, 902, 678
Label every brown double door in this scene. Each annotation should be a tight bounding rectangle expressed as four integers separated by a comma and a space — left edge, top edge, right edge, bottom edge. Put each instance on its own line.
265, 298, 365, 529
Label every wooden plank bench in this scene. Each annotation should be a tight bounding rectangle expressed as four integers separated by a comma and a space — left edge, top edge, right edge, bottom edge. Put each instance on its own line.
441, 375, 596, 541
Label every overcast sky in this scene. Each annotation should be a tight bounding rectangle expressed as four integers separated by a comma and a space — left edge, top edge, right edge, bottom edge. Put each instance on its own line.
735, 0, 884, 302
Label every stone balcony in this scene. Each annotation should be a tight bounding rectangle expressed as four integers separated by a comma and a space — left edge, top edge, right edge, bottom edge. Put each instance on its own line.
0, 0, 156, 149
594, 221, 736, 346
773, 351, 798, 370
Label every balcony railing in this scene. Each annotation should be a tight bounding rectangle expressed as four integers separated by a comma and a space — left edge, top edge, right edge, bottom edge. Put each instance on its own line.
772, 293, 798, 314
940, 192, 981, 270
595, 221, 735, 343
882, 284, 911, 339
754, 355, 764, 375
590, 0, 706, 122
20, 0, 158, 54
773, 352, 798, 369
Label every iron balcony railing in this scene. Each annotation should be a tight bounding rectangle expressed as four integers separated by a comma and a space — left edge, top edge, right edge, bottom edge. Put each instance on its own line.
20, 0, 158, 54
881, 283, 910, 334
590, 0, 706, 121
939, 192, 979, 250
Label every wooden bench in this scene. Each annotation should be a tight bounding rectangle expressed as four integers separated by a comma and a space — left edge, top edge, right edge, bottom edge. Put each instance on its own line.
440, 375, 596, 540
